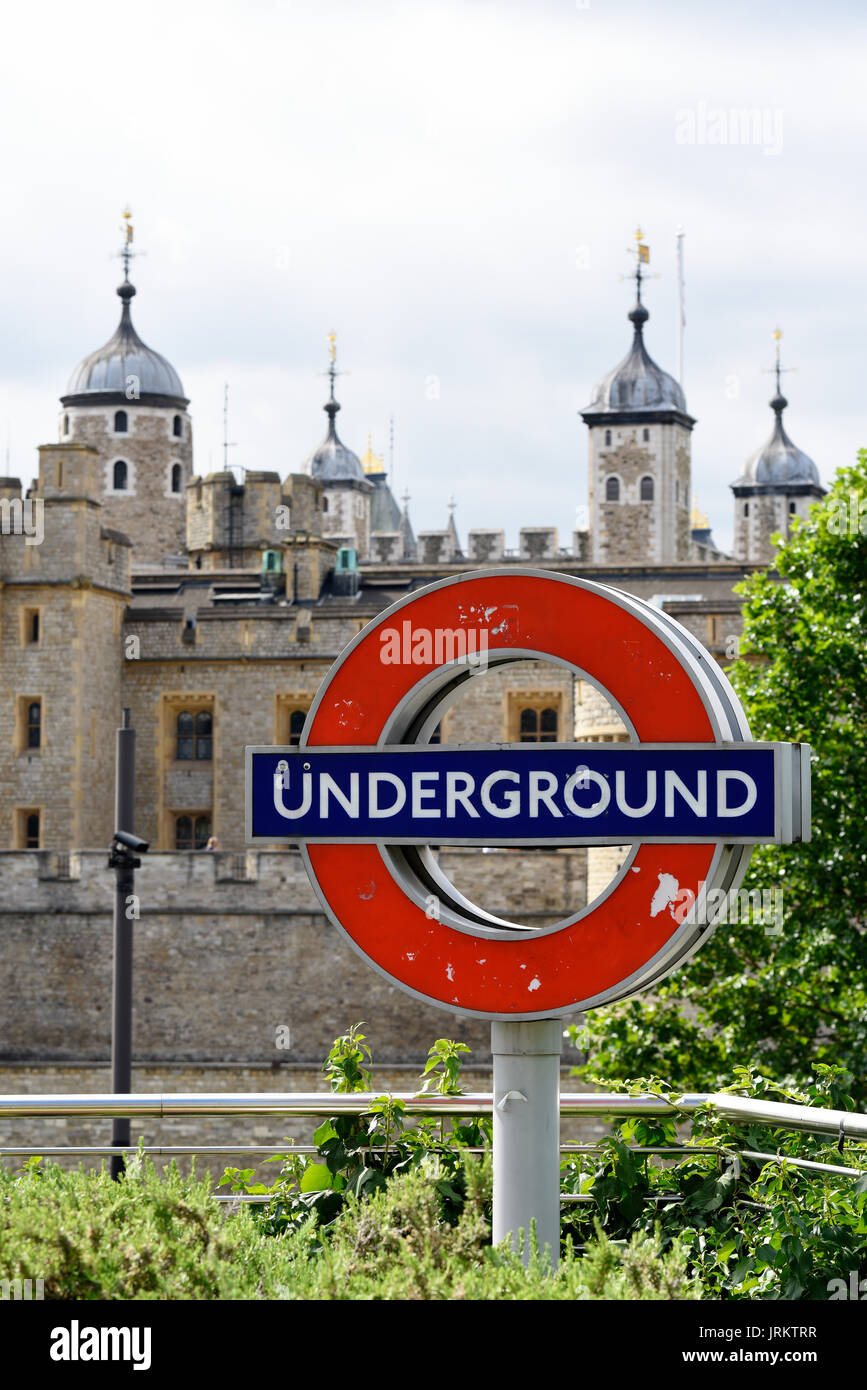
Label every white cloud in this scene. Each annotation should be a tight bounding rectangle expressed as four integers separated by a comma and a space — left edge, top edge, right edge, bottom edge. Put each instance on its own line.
0, 0, 864, 554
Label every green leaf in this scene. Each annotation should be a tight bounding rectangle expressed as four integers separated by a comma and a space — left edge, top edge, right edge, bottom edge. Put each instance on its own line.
299, 1162, 333, 1193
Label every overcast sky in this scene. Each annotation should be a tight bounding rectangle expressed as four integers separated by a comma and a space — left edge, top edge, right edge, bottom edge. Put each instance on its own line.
0, 0, 864, 554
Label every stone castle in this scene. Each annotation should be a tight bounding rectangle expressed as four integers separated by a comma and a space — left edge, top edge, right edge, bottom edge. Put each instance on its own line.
0, 223, 825, 1154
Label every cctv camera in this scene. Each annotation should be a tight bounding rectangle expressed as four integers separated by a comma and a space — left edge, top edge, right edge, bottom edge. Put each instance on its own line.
113, 830, 150, 853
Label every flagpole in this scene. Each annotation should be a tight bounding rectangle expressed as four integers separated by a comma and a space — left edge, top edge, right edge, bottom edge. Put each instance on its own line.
676, 226, 685, 386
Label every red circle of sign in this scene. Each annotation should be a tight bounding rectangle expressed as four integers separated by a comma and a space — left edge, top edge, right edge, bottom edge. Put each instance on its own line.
305, 573, 718, 1017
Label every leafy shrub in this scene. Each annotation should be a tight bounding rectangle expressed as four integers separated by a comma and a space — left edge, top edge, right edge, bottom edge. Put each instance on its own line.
220, 1027, 493, 1241
255, 1163, 699, 1301
0, 1153, 253, 1300
560, 1062, 867, 1300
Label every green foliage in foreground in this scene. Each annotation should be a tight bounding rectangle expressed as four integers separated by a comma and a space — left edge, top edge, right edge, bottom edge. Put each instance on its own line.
0, 1156, 695, 1301
223, 1032, 867, 1301
560, 1064, 867, 1301
3, 1031, 865, 1300
576, 450, 867, 1098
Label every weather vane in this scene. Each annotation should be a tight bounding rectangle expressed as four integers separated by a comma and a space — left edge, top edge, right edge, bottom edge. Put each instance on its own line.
322, 330, 349, 398
117, 206, 135, 280
763, 327, 796, 394
112, 206, 147, 282
620, 225, 660, 297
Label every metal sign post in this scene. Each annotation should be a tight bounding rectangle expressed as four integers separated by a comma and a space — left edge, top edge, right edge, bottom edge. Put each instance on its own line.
107, 710, 148, 1181
492, 1020, 562, 1262
246, 568, 811, 1266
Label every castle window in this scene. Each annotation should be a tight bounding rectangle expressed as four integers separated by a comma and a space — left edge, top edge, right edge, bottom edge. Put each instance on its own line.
174, 814, 212, 850
22, 608, 40, 646
642, 428, 650, 442
15, 809, 41, 849
171, 463, 182, 493
176, 709, 213, 761
114, 410, 128, 433
173, 415, 183, 438
322, 497, 329, 512
605, 476, 620, 502
62, 414, 69, 436
27, 700, 42, 749
744, 502, 749, 518
276, 697, 311, 745
113, 459, 129, 491
788, 501, 796, 515
604, 429, 612, 447
519, 707, 559, 742
640, 475, 654, 502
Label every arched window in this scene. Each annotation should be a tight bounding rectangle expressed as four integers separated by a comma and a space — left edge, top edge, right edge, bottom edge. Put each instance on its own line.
605, 476, 620, 502
788, 500, 796, 515
62, 414, 69, 436
519, 709, 538, 740
27, 700, 42, 749
174, 814, 212, 850
640, 475, 654, 502
25, 812, 40, 848
322, 497, 329, 512
519, 707, 559, 742
604, 429, 612, 447
176, 710, 212, 761
288, 709, 306, 746
114, 410, 128, 433
539, 708, 558, 741
642, 428, 650, 442
744, 502, 750, 518
113, 459, 128, 491
173, 414, 183, 438
171, 463, 182, 493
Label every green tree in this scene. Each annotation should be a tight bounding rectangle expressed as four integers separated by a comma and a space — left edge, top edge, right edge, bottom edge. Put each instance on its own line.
575, 451, 867, 1099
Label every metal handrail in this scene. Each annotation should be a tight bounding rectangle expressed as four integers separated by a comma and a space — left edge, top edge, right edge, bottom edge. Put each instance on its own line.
0, 1089, 865, 1139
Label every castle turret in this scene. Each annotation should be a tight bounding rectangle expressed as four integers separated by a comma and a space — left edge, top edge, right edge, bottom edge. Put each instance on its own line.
731, 330, 824, 563
580, 228, 695, 564
301, 333, 372, 558
58, 210, 193, 568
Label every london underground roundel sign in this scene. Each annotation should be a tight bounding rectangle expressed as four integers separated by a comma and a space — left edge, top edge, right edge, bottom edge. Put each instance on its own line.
246, 570, 810, 1020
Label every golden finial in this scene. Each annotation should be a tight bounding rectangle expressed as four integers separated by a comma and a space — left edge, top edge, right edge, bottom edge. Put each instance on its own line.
361, 432, 384, 474
121, 206, 133, 244
690, 498, 709, 530
327, 330, 337, 365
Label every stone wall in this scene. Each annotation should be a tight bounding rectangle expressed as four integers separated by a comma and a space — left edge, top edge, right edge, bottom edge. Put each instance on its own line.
0, 843, 600, 1178
0, 477, 130, 851
0, 849, 588, 1067
66, 406, 192, 566
589, 421, 693, 564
